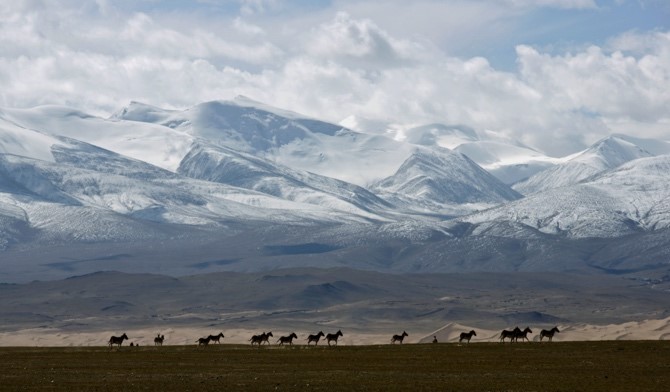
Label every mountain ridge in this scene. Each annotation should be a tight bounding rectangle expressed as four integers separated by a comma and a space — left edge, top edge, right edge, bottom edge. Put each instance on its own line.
1, 99, 669, 283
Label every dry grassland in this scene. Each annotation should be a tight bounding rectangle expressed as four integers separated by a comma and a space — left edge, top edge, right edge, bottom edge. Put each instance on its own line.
1, 341, 668, 391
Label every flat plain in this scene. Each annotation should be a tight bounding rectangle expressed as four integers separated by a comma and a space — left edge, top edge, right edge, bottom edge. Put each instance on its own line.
1, 341, 669, 391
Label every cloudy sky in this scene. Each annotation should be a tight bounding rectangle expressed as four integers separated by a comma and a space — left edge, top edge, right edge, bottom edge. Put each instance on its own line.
1, 0, 668, 156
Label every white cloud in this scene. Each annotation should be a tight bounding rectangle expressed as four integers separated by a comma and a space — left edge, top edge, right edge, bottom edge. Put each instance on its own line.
0, 1, 668, 157
502, 0, 598, 9
516, 32, 670, 130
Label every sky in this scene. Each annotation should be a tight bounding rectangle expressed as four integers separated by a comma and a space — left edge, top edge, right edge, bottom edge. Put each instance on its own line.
0, 0, 668, 156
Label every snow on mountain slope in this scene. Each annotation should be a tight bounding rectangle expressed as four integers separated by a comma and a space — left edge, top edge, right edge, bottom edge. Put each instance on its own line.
2, 99, 528, 218
2, 105, 194, 172
177, 142, 393, 220
0, 128, 393, 253
0, 114, 68, 162
397, 123, 560, 184
611, 134, 670, 156
116, 97, 418, 187
0, 151, 353, 227
454, 141, 559, 184
462, 155, 670, 238
513, 136, 653, 195
588, 156, 670, 231
371, 148, 521, 214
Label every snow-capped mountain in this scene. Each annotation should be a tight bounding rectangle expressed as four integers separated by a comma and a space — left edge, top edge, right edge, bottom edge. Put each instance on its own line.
2, 98, 670, 282
462, 155, 670, 238
398, 123, 560, 184
371, 149, 521, 214
177, 142, 393, 220
513, 136, 653, 195
116, 97, 417, 187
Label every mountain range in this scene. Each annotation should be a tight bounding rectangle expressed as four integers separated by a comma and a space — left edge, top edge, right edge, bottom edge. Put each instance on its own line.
1, 97, 669, 285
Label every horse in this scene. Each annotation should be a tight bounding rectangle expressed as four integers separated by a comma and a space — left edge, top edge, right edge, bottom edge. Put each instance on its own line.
277, 333, 298, 346
432, 336, 438, 344
512, 327, 533, 342
250, 332, 273, 346
307, 331, 325, 345
499, 327, 521, 343
261, 331, 273, 345
540, 327, 560, 342
154, 334, 165, 346
108, 333, 128, 348
325, 330, 343, 346
208, 332, 225, 344
196, 336, 211, 346
391, 331, 408, 344
459, 330, 476, 343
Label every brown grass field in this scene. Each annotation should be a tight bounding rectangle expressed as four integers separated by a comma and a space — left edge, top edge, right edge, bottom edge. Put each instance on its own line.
1, 341, 669, 391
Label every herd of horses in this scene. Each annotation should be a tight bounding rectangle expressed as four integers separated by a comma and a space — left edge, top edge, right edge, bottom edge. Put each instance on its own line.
107, 326, 561, 348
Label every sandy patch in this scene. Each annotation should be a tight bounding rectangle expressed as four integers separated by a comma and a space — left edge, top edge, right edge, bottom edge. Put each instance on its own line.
419, 316, 670, 344
1, 316, 669, 346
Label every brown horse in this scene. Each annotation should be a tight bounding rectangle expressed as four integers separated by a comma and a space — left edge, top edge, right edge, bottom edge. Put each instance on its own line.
277, 333, 298, 346
540, 327, 560, 342
108, 333, 128, 348
154, 334, 164, 346
208, 332, 225, 344
307, 331, 325, 345
459, 330, 476, 343
499, 327, 521, 343
325, 330, 343, 346
250, 332, 273, 346
391, 331, 408, 344
512, 327, 533, 342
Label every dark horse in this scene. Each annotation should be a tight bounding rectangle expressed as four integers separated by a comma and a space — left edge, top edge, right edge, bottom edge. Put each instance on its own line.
154, 334, 165, 346
512, 327, 533, 342
277, 333, 298, 346
325, 330, 343, 346
196, 336, 211, 346
208, 332, 225, 344
540, 326, 560, 342
459, 330, 476, 343
250, 332, 273, 346
499, 327, 521, 343
391, 331, 408, 344
108, 333, 128, 348
307, 331, 325, 345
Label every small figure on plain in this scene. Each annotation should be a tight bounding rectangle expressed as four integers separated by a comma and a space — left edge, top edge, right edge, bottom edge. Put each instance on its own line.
391, 331, 408, 344
154, 334, 165, 346
540, 326, 560, 342
197, 336, 211, 346
208, 332, 225, 344
325, 330, 343, 346
108, 333, 129, 348
432, 336, 438, 344
130, 342, 134, 347
459, 330, 476, 344
307, 331, 325, 346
